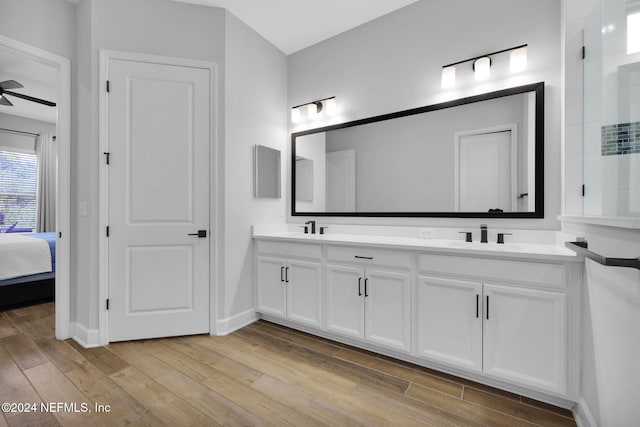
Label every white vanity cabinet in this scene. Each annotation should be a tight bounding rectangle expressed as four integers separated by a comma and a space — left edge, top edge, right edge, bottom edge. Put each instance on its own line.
417, 254, 569, 395
255, 241, 322, 328
326, 246, 411, 353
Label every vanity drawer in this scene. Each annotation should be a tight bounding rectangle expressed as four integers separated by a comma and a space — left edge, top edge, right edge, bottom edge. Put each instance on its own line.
328, 245, 411, 270
256, 240, 322, 260
419, 254, 566, 288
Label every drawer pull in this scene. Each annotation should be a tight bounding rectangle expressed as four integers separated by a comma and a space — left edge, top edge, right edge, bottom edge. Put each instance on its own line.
355, 255, 374, 260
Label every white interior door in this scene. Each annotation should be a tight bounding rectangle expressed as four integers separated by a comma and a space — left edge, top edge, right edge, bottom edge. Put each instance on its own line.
326, 150, 355, 211
457, 131, 514, 212
107, 57, 211, 342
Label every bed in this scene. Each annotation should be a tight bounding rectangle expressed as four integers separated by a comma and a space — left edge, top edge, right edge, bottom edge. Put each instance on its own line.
0, 232, 56, 310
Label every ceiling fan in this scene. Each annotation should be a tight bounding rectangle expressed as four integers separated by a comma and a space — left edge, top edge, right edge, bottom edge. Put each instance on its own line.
0, 80, 56, 107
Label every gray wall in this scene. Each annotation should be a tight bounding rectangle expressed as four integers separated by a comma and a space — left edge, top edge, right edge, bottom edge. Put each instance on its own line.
325, 95, 527, 212
223, 11, 287, 325
288, 0, 561, 228
0, 113, 56, 152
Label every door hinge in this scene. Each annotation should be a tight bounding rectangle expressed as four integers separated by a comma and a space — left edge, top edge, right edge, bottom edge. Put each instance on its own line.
106, 299, 110, 310
106, 226, 110, 237
104, 152, 110, 165
106, 80, 110, 92
582, 184, 585, 197
582, 46, 586, 59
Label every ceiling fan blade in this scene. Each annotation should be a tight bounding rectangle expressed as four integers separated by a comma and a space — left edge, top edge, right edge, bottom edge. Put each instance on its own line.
0, 95, 13, 106
0, 80, 24, 90
3, 90, 56, 107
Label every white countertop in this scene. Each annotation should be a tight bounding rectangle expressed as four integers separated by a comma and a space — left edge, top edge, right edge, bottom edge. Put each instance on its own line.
252, 227, 582, 262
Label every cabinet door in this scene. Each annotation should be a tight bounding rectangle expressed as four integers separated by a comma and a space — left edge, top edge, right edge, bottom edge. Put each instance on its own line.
326, 264, 364, 340
483, 284, 567, 394
417, 276, 482, 371
256, 256, 286, 317
287, 260, 322, 328
364, 269, 411, 353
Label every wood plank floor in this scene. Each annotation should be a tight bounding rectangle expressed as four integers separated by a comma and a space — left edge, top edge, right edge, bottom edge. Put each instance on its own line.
0, 303, 577, 426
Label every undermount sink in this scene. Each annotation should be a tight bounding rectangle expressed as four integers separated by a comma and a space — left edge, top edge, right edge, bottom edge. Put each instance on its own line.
444, 240, 524, 251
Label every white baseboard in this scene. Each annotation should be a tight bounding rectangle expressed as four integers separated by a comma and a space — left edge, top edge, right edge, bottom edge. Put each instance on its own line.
71, 321, 101, 348
212, 308, 258, 336
574, 397, 597, 427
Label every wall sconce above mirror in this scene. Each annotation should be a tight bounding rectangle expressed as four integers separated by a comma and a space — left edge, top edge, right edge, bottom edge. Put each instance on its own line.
442, 44, 528, 88
254, 145, 281, 199
292, 82, 544, 218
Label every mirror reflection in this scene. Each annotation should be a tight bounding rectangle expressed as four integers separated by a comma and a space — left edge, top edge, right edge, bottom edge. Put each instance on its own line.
293, 83, 544, 217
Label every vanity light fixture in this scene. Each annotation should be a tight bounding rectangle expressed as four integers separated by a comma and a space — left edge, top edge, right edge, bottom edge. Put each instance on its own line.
290, 97, 337, 122
441, 44, 528, 88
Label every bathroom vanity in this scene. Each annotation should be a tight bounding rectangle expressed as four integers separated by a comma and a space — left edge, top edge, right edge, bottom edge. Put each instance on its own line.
253, 225, 583, 407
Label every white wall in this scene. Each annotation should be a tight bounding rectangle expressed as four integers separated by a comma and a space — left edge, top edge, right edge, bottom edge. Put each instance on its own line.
563, 0, 640, 425
288, 0, 561, 229
223, 11, 287, 326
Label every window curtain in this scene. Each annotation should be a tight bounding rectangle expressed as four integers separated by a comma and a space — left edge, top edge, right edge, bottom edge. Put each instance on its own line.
36, 133, 56, 232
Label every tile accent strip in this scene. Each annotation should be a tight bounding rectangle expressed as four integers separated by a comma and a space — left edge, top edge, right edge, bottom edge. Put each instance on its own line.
601, 122, 640, 156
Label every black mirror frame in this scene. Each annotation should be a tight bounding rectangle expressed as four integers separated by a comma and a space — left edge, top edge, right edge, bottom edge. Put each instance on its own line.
291, 82, 544, 218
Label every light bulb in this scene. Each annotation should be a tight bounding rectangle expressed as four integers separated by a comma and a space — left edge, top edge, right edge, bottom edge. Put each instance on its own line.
510, 47, 527, 73
307, 102, 321, 119
291, 107, 301, 123
474, 57, 491, 81
325, 98, 337, 115
441, 66, 456, 88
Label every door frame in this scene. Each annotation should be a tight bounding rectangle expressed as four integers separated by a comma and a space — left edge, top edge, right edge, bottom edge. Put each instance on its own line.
0, 35, 72, 340
453, 124, 518, 212
98, 50, 218, 345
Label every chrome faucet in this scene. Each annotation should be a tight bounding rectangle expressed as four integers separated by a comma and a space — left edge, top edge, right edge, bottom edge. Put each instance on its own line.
305, 220, 316, 234
480, 224, 488, 243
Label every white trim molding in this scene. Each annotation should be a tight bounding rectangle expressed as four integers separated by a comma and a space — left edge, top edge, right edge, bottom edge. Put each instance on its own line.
213, 309, 259, 336
0, 34, 72, 341
71, 322, 101, 348
573, 397, 597, 427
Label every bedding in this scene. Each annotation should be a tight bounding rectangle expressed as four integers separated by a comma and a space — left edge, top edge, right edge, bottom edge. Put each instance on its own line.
0, 232, 56, 310
0, 232, 56, 281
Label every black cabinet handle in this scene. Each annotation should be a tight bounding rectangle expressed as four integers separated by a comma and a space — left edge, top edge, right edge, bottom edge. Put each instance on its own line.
364, 278, 369, 297
476, 294, 479, 318
285, 267, 289, 283
358, 277, 362, 296
486, 295, 489, 320
280, 266, 284, 282
354, 256, 373, 260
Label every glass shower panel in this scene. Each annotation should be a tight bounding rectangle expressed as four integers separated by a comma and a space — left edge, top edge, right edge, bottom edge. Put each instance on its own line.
584, 0, 640, 216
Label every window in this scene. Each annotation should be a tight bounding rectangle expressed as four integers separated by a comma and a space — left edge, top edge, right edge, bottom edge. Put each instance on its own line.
628, 9, 640, 54
0, 150, 37, 231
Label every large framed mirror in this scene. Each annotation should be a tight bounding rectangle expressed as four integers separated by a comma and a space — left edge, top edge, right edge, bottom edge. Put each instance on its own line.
292, 82, 544, 218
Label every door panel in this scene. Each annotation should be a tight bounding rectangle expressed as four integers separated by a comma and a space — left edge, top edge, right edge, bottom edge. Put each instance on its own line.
108, 57, 211, 342
325, 264, 363, 339
256, 256, 286, 317
286, 260, 322, 327
326, 150, 356, 212
483, 284, 567, 394
364, 269, 411, 353
417, 276, 483, 371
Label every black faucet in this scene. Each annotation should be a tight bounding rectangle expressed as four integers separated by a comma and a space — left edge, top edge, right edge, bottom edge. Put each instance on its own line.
305, 220, 316, 234
480, 224, 488, 243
